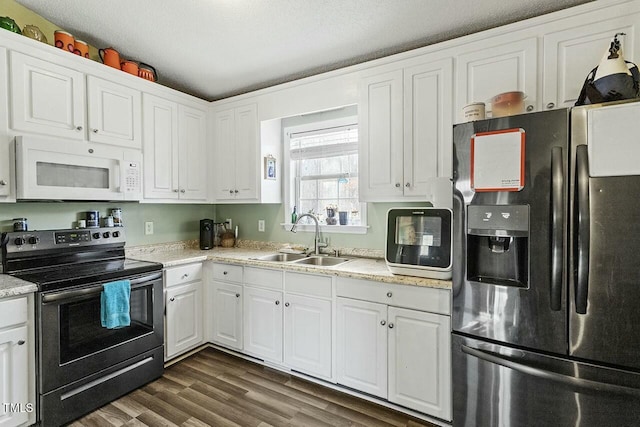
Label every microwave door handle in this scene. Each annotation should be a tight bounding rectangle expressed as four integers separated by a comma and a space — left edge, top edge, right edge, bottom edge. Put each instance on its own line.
575, 145, 590, 314
550, 147, 564, 311
116, 159, 124, 193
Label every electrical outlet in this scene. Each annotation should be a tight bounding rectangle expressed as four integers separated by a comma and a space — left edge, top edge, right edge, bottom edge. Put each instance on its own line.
225, 218, 232, 229
145, 221, 154, 235
258, 220, 265, 232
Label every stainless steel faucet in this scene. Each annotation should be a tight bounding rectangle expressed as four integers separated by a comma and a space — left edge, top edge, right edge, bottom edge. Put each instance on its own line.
290, 213, 327, 255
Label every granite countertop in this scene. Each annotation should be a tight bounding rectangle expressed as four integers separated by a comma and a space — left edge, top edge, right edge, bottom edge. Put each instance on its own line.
127, 240, 452, 290
0, 275, 38, 298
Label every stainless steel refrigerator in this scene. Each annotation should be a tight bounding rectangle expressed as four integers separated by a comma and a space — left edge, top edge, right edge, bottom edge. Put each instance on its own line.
452, 99, 640, 427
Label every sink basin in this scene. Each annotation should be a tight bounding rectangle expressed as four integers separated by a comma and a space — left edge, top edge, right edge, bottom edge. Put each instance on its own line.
256, 253, 308, 262
291, 256, 350, 267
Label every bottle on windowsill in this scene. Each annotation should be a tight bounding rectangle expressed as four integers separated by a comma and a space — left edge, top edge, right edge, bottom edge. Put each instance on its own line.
291, 206, 298, 224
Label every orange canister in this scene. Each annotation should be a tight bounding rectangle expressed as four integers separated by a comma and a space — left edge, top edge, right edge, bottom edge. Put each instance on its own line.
98, 47, 121, 69
120, 60, 139, 76
54, 30, 74, 53
74, 40, 89, 58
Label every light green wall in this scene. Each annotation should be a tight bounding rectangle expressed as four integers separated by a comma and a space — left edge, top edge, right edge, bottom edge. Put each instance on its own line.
0, 202, 214, 246
215, 202, 430, 250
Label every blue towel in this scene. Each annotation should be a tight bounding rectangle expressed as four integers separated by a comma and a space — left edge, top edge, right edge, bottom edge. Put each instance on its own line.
101, 280, 131, 329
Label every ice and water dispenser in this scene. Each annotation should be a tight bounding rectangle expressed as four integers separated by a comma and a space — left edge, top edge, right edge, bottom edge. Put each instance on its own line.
466, 204, 529, 287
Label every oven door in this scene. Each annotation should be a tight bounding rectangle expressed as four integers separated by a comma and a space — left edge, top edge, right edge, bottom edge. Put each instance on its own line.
38, 271, 163, 393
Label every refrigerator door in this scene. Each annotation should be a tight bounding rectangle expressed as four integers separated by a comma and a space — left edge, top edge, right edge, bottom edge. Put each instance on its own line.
452, 334, 640, 427
452, 109, 569, 354
570, 101, 640, 369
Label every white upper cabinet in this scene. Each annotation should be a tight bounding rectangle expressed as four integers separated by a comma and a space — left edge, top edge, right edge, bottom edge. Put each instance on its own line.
543, 13, 640, 109
10, 51, 142, 148
87, 75, 141, 148
213, 104, 259, 202
359, 57, 453, 202
455, 37, 538, 120
10, 51, 85, 140
142, 94, 208, 202
0, 47, 11, 200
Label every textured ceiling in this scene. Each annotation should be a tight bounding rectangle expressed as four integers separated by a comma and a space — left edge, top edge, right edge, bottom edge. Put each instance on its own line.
16, 0, 593, 101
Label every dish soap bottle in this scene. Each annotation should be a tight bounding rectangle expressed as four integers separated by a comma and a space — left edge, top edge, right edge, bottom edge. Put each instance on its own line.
291, 206, 298, 224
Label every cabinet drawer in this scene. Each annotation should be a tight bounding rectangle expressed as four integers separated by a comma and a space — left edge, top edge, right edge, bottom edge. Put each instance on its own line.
165, 263, 203, 287
0, 296, 28, 329
212, 263, 243, 283
285, 272, 332, 298
244, 267, 283, 290
336, 277, 450, 315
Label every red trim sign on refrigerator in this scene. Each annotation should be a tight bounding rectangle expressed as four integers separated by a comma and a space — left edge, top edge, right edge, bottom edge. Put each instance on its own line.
470, 128, 525, 192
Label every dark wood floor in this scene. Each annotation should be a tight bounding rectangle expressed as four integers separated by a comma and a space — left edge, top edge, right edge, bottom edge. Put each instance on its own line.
68, 347, 438, 427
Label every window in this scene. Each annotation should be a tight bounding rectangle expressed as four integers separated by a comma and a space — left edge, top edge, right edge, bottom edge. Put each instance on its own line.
285, 115, 367, 233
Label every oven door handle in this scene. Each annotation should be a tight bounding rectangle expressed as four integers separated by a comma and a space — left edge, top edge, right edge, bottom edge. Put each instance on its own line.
42, 271, 162, 303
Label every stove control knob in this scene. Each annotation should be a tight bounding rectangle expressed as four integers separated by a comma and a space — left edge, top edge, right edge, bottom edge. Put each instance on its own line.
28, 236, 39, 245
92, 232, 101, 239
103, 231, 111, 238
112, 231, 120, 238
14, 237, 25, 246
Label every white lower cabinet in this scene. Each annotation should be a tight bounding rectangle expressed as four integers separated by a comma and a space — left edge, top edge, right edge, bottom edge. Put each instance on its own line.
165, 263, 204, 360
210, 281, 243, 350
336, 278, 452, 421
243, 286, 283, 362
284, 293, 332, 380
0, 295, 34, 427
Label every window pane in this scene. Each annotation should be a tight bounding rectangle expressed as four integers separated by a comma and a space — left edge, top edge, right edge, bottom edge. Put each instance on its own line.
300, 180, 317, 199
320, 157, 342, 175
300, 158, 319, 176
318, 179, 338, 199
339, 177, 358, 199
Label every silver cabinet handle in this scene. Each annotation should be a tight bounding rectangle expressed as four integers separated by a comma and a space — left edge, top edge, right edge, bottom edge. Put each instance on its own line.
181, 273, 189, 279
395, 183, 401, 188
388, 323, 394, 329
285, 302, 290, 307
173, 189, 179, 193
405, 182, 411, 187
170, 297, 175, 302
275, 300, 280, 305
526, 105, 534, 112
386, 291, 392, 298
380, 320, 386, 326
546, 102, 555, 109
235, 293, 240, 298
76, 125, 83, 131
0, 180, 6, 186
92, 129, 99, 133
229, 190, 234, 194
17, 340, 25, 345
223, 271, 228, 275
234, 189, 239, 193
180, 189, 186, 193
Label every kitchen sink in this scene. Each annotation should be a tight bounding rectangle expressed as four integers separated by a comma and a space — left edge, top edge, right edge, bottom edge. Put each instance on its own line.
256, 253, 308, 262
291, 256, 350, 267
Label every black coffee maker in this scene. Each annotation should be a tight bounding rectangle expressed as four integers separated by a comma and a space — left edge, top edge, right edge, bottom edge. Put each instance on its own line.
200, 219, 214, 250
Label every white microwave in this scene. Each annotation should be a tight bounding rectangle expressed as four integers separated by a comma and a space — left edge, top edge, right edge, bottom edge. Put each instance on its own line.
15, 136, 142, 201
385, 207, 453, 279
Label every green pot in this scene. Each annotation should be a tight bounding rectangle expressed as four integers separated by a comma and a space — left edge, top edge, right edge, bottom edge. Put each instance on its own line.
0, 16, 21, 34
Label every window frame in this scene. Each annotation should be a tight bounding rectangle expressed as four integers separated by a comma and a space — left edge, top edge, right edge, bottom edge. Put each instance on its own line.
283, 115, 368, 234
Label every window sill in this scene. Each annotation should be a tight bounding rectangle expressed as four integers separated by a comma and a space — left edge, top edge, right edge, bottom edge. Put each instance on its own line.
281, 223, 369, 235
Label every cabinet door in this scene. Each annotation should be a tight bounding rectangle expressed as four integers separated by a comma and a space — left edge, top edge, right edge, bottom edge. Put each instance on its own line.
166, 281, 203, 359
0, 47, 10, 199
178, 104, 208, 200
388, 307, 451, 420
233, 104, 258, 200
359, 69, 404, 201
243, 286, 282, 362
0, 326, 29, 427
214, 108, 237, 201
456, 37, 538, 120
543, 14, 640, 109
87, 76, 141, 148
142, 94, 179, 199
211, 281, 243, 350
10, 51, 85, 139
284, 294, 331, 379
336, 297, 387, 398
404, 58, 453, 197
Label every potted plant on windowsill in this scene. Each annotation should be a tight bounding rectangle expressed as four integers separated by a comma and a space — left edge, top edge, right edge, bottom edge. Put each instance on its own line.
325, 204, 338, 225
